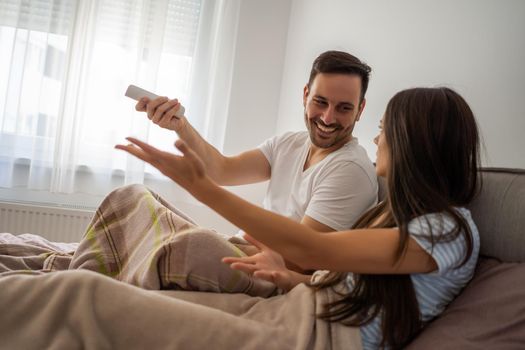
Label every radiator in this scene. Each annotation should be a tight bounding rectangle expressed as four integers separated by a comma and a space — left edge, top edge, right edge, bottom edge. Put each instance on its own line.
0, 201, 95, 242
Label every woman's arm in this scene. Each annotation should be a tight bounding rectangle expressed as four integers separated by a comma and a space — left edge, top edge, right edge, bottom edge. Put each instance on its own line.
116, 138, 437, 275
204, 182, 436, 274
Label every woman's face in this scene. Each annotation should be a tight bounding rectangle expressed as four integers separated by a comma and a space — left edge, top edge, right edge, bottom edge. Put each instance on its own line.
373, 118, 389, 177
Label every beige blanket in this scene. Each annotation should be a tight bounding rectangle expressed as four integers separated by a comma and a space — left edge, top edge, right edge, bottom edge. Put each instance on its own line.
0, 184, 361, 349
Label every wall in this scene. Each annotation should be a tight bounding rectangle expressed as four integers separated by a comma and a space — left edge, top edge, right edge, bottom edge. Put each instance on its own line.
174, 0, 292, 233
277, 0, 525, 168
223, 0, 292, 154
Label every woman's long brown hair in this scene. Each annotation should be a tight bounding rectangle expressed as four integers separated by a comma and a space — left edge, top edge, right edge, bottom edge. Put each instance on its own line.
313, 87, 480, 349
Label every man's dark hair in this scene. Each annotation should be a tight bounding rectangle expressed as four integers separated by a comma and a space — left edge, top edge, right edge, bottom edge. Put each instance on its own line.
307, 50, 372, 103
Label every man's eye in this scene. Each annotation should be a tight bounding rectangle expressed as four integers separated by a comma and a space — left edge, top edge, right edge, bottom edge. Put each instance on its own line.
314, 99, 326, 106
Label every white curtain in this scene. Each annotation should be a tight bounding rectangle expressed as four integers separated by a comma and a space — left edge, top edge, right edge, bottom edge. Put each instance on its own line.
0, 0, 240, 208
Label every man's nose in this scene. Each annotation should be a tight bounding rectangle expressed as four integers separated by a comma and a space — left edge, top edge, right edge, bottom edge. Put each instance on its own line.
321, 106, 336, 125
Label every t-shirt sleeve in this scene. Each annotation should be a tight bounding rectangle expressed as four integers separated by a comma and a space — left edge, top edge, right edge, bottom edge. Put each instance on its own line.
304, 162, 377, 231
408, 213, 468, 275
257, 137, 274, 164
257, 132, 292, 166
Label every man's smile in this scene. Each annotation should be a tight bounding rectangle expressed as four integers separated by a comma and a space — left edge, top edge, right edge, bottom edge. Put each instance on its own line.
314, 120, 339, 136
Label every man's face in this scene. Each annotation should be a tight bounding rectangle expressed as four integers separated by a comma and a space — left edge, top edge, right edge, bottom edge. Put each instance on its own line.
303, 73, 365, 150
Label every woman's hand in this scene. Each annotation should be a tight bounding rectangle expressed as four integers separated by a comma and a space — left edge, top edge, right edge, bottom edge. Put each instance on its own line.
115, 137, 212, 196
223, 234, 309, 292
136, 97, 186, 132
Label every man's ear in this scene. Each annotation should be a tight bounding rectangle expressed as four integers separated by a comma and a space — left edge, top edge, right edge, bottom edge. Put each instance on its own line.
356, 98, 366, 121
303, 84, 309, 107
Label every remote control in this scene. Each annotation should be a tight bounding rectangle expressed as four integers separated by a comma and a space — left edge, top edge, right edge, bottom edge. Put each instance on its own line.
125, 84, 185, 117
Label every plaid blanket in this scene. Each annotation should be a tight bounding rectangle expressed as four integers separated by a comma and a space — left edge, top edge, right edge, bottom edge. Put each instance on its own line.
1, 184, 277, 296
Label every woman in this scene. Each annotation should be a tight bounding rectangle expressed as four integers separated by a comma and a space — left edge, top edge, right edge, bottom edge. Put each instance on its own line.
116, 87, 481, 349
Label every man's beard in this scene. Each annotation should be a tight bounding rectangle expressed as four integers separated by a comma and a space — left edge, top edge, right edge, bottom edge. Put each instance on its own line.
304, 110, 353, 149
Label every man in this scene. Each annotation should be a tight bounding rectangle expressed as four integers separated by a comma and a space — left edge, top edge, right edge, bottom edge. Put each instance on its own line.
137, 51, 377, 239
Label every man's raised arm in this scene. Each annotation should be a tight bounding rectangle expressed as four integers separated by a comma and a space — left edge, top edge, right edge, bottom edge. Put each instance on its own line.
136, 96, 271, 186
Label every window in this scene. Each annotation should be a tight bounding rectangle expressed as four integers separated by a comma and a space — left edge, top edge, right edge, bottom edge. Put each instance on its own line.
0, 0, 240, 208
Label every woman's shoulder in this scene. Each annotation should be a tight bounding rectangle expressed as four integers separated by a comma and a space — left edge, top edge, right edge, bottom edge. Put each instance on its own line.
409, 207, 480, 274
408, 207, 478, 239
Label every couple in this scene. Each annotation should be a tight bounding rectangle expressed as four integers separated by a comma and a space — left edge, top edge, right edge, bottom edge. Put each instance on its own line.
3, 50, 481, 350
111, 50, 481, 349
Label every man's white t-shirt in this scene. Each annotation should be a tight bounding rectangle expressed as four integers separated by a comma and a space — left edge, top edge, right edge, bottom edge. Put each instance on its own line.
258, 131, 377, 231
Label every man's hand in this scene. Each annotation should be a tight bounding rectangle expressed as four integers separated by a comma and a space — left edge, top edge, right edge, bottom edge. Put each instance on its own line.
136, 97, 186, 132
222, 234, 309, 292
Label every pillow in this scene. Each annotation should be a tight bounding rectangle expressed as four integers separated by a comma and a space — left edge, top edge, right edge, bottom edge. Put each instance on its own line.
467, 168, 525, 262
407, 258, 525, 349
